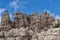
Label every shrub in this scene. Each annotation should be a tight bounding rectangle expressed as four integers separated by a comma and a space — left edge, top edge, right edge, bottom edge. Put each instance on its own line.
53, 23, 60, 28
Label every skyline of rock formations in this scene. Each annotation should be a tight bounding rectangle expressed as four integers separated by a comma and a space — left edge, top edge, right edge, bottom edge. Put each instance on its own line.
0, 10, 60, 40
0, 10, 55, 31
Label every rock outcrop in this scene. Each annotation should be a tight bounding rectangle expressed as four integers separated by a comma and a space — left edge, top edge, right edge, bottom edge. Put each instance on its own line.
40, 11, 55, 29
31, 28, 60, 40
1, 10, 13, 31
14, 12, 24, 28
0, 10, 60, 40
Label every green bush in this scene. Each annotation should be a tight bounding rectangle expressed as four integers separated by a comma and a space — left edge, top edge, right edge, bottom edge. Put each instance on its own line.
53, 23, 60, 28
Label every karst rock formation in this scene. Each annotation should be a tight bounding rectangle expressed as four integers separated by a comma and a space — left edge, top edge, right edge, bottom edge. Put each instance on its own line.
0, 10, 60, 40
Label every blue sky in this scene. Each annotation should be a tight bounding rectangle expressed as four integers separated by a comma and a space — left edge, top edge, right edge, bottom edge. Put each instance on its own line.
0, 0, 60, 22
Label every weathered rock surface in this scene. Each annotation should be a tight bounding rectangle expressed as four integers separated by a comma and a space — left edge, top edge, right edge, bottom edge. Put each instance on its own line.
1, 10, 13, 31
40, 11, 55, 29
31, 28, 60, 40
0, 10, 60, 40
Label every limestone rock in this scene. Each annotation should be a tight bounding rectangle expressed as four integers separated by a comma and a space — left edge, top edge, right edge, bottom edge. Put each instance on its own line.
31, 28, 60, 40
0, 10, 59, 40
0, 38, 4, 40
1, 10, 10, 26
23, 13, 29, 27
40, 11, 55, 29
6, 37, 15, 40
0, 31, 4, 36
1, 10, 13, 31
14, 12, 24, 28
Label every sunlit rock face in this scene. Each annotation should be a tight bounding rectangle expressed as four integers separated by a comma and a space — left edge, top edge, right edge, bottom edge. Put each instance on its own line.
23, 13, 29, 27
14, 12, 24, 28
1, 10, 10, 26
31, 28, 60, 40
0, 10, 60, 40
1, 10, 14, 31
39, 11, 55, 29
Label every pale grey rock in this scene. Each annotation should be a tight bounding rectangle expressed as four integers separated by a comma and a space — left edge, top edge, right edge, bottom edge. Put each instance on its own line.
0, 31, 3, 36
14, 12, 24, 28
16, 37, 21, 40
1, 10, 10, 26
4, 27, 29, 37
31, 28, 60, 40
4, 28, 19, 36
6, 37, 15, 40
18, 27, 28, 36
0, 38, 4, 40
0, 10, 60, 40
29, 29, 34, 36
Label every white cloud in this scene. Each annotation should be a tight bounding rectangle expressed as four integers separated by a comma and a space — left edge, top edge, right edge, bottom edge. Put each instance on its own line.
55, 15, 60, 19
9, 0, 28, 12
50, 13, 60, 19
10, 0, 19, 12
9, 14, 14, 21
9, 14, 13, 19
43, 9, 60, 20
0, 8, 6, 15
43, 9, 51, 13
